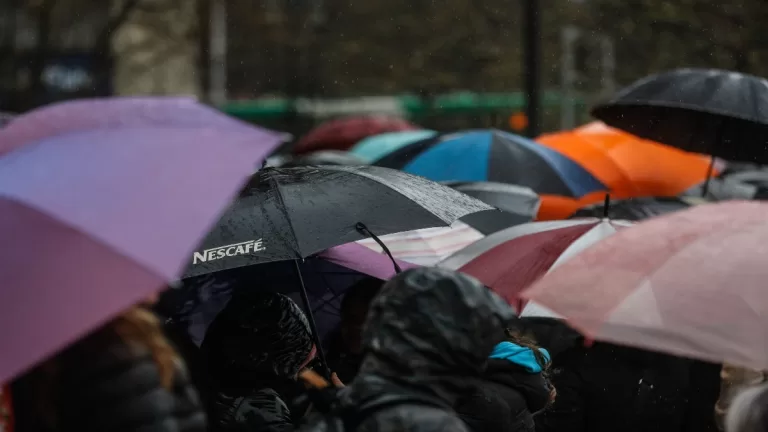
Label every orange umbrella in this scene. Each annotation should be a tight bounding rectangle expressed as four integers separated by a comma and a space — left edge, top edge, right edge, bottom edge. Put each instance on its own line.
537, 122, 717, 203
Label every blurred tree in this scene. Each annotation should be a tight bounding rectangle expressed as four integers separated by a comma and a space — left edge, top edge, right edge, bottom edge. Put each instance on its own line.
225, 0, 581, 99
579, 0, 768, 86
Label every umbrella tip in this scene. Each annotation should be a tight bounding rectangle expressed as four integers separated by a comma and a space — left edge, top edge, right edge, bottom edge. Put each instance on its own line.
603, 193, 611, 218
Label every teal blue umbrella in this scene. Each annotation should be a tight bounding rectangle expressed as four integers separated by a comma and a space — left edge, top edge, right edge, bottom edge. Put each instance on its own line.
350, 130, 437, 162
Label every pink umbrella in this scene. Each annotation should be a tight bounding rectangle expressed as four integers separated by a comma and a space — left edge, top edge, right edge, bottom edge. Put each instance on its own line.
438, 218, 632, 312
522, 201, 768, 369
0, 96, 288, 156
0, 127, 281, 383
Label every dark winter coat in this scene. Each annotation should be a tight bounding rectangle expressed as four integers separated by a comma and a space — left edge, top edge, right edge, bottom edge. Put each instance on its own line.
300, 267, 517, 432
11, 325, 206, 432
202, 292, 315, 432
456, 354, 552, 432
534, 341, 722, 432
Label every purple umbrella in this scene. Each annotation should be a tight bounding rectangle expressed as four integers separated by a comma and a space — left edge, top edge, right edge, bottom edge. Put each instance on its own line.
173, 242, 417, 346
0, 96, 289, 156
0, 127, 281, 383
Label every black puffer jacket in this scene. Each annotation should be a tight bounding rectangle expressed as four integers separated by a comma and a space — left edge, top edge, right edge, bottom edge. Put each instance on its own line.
456, 357, 552, 432
12, 325, 206, 432
301, 267, 517, 432
202, 292, 315, 432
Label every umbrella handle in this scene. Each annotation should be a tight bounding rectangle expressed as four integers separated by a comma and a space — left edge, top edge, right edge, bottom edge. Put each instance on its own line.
355, 222, 402, 274
293, 260, 331, 379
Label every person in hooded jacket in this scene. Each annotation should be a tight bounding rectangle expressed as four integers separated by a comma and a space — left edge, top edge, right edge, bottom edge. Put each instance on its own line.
202, 292, 316, 432
300, 267, 517, 432
455, 330, 554, 432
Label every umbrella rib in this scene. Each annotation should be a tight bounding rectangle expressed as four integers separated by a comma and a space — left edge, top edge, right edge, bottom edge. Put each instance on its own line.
269, 174, 303, 259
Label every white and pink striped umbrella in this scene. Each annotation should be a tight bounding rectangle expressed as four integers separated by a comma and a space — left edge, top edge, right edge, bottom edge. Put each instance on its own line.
357, 221, 484, 266
522, 201, 768, 369
438, 218, 633, 312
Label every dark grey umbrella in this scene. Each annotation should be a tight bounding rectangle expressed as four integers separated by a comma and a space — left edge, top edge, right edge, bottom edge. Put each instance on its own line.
592, 68, 768, 164
183, 165, 491, 373
571, 197, 693, 221
444, 181, 540, 234
184, 165, 493, 279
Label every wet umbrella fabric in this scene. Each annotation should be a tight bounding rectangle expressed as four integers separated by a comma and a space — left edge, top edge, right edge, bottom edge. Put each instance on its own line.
183, 165, 493, 278
522, 201, 768, 370
571, 197, 693, 221
0, 96, 286, 156
350, 130, 438, 162
592, 68, 768, 163
375, 129, 606, 198
437, 219, 632, 313
293, 116, 419, 154
538, 122, 717, 199
357, 221, 485, 266
444, 181, 540, 234
0, 127, 281, 384
173, 243, 415, 346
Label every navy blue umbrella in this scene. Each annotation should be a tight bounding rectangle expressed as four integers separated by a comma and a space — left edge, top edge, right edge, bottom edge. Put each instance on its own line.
374, 129, 606, 198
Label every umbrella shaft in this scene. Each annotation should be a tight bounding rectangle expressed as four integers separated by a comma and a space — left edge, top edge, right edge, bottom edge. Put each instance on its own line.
293, 260, 331, 378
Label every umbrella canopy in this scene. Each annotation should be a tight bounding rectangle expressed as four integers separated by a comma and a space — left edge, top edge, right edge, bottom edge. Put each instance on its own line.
522, 201, 768, 369
0, 96, 285, 156
374, 129, 607, 198
0, 127, 281, 384
183, 165, 493, 278
350, 130, 438, 162
444, 181, 540, 234
283, 150, 368, 167
294, 116, 419, 155
571, 196, 694, 221
438, 218, 632, 312
538, 122, 717, 198
682, 177, 759, 201
592, 68, 768, 163
173, 242, 416, 345
357, 221, 485, 266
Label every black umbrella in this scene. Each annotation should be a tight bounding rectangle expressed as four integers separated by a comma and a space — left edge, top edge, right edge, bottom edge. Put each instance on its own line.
570, 196, 693, 221
443, 181, 540, 234
592, 68, 768, 164
184, 166, 492, 278
182, 165, 493, 371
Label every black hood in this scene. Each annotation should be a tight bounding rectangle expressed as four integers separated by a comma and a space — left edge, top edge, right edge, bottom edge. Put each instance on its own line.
201, 292, 314, 390
348, 268, 516, 404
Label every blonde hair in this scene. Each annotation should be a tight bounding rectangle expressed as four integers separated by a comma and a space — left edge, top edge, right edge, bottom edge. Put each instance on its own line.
112, 305, 179, 389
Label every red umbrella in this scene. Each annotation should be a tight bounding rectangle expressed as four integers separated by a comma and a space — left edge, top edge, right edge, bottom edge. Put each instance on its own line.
522, 201, 768, 369
293, 115, 418, 154
437, 218, 632, 311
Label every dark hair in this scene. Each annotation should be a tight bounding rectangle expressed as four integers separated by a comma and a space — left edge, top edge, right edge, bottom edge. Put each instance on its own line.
504, 328, 551, 373
340, 277, 384, 316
